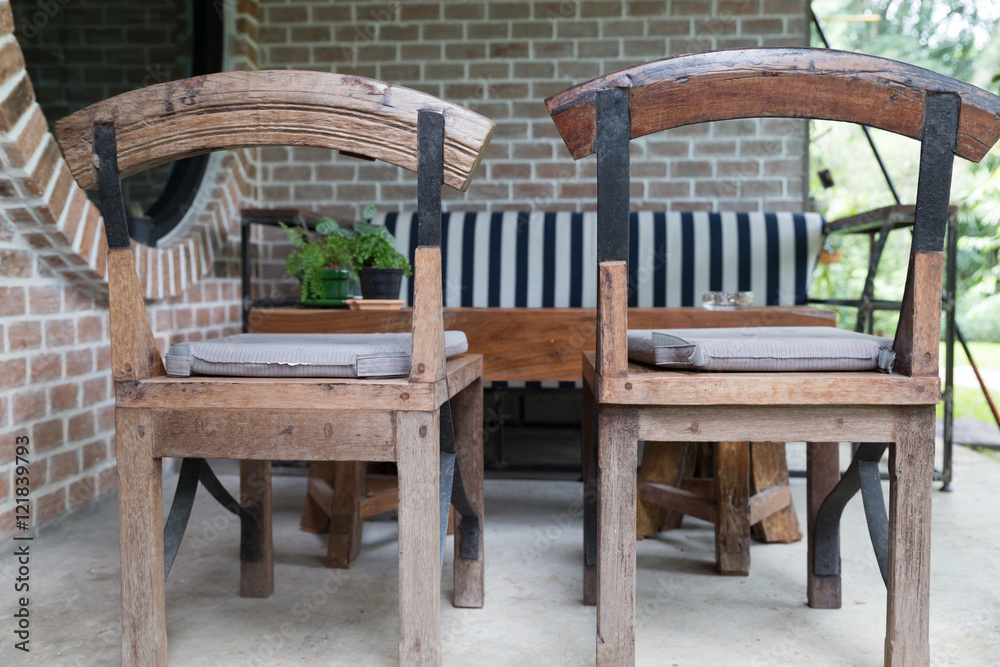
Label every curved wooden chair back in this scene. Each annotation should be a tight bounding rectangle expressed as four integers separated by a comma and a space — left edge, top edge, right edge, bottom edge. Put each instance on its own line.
53, 71, 494, 384
546, 47, 1000, 378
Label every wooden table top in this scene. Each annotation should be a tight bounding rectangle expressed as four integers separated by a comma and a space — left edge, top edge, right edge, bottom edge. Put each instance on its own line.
249, 306, 836, 383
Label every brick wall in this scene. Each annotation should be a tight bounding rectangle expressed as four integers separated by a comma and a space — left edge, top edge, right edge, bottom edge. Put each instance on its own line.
0, 0, 260, 545
257, 0, 809, 221
17, 0, 191, 210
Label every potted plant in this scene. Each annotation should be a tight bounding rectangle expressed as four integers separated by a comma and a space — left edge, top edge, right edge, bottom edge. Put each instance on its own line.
280, 217, 353, 305
348, 204, 412, 300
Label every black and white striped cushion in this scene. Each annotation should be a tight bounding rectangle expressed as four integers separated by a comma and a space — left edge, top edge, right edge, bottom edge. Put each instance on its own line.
376, 210, 826, 388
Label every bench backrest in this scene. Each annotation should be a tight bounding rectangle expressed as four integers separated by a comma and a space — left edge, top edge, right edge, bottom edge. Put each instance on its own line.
377, 210, 825, 309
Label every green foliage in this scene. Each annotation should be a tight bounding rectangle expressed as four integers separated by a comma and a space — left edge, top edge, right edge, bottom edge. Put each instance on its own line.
809, 0, 1000, 341
280, 218, 352, 302
349, 222, 412, 275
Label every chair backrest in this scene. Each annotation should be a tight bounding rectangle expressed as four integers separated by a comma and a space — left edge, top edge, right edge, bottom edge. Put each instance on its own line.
545, 47, 1000, 379
53, 70, 494, 383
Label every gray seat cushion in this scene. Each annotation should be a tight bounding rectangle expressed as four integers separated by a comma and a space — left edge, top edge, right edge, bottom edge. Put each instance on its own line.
627, 327, 896, 372
165, 332, 469, 378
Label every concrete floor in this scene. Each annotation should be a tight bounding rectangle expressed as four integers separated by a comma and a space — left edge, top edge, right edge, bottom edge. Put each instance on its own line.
3, 443, 1000, 666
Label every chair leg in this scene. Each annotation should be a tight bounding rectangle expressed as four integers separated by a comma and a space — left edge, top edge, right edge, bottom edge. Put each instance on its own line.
300, 461, 333, 534
240, 460, 273, 598
450, 378, 484, 608
116, 408, 167, 666
885, 407, 934, 666
327, 461, 365, 569
636, 441, 685, 539
714, 441, 751, 576
581, 379, 597, 606
750, 442, 801, 543
396, 410, 441, 665
807, 442, 842, 609
596, 404, 638, 666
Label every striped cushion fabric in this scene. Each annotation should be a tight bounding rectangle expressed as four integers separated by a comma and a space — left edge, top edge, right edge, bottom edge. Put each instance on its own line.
378, 211, 826, 309
375, 210, 826, 388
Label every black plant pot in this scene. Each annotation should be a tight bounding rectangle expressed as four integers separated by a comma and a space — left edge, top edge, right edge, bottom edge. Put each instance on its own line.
359, 267, 405, 300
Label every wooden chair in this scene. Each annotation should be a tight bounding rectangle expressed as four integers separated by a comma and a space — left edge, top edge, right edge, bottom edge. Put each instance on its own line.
53, 70, 494, 665
546, 47, 1000, 665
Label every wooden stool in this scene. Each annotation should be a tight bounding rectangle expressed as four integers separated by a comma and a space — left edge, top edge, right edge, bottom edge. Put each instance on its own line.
636, 441, 801, 575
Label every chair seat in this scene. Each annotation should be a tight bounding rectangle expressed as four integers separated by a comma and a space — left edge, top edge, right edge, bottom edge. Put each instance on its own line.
627, 327, 895, 372
165, 332, 469, 378
119, 353, 482, 412
582, 352, 939, 406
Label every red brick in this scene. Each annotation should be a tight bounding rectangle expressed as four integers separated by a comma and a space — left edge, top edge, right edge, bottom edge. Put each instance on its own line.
69, 476, 97, 509
672, 161, 713, 178
29, 352, 61, 383
96, 404, 115, 432
64, 348, 93, 376
12, 388, 46, 422
0, 2, 14, 36
0, 74, 33, 133
581, 2, 623, 17
83, 440, 108, 470
0, 285, 25, 316
76, 314, 104, 342
50, 450, 80, 479
29, 285, 61, 314
98, 465, 118, 493
95, 344, 111, 371
82, 377, 107, 407
68, 411, 95, 441
49, 382, 79, 412
0, 358, 26, 390
8, 321, 41, 350
2, 104, 45, 168
45, 320, 76, 348
0, 468, 9, 502
0, 248, 32, 277
34, 488, 66, 525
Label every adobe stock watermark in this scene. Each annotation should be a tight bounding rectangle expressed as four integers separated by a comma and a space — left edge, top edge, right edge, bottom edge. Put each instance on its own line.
15, 0, 73, 45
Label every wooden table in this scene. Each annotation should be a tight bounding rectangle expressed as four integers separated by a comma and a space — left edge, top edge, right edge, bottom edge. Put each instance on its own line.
249, 306, 837, 382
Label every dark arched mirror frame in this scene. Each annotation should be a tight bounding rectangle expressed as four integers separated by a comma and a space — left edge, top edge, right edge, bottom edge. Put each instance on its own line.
128, 1, 225, 247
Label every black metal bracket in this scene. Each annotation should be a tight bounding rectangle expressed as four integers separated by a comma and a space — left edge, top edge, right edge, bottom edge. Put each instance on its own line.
440, 401, 480, 560
595, 88, 631, 263
583, 391, 598, 568
92, 122, 132, 251
163, 458, 257, 581
912, 92, 961, 254
812, 443, 890, 585
417, 109, 444, 248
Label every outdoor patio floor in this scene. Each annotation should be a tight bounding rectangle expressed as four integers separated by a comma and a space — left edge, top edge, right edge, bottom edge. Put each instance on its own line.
3, 441, 999, 665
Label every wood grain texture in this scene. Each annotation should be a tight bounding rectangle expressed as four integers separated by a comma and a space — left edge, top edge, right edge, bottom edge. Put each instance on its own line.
151, 409, 396, 461
108, 248, 165, 382
637, 481, 717, 524
54, 70, 494, 192
301, 462, 334, 533
410, 247, 447, 385
596, 404, 638, 666
434, 354, 482, 407
395, 410, 441, 666
597, 261, 629, 378
748, 485, 793, 527
327, 461, 365, 569
893, 252, 944, 377
600, 364, 940, 407
636, 442, 687, 538
451, 377, 485, 609
637, 404, 898, 443
807, 442, 842, 609
546, 47, 1000, 162
749, 443, 801, 543
239, 460, 273, 597
885, 407, 935, 666
250, 306, 834, 382
115, 408, 166, 667
582, 374, 597, 606
714, 441, 751, 576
